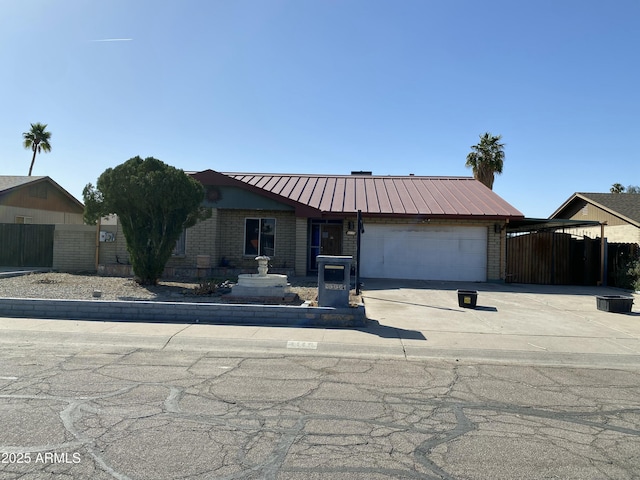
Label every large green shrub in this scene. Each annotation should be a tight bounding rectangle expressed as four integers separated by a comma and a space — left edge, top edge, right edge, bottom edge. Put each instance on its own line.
83, 156, 210, 285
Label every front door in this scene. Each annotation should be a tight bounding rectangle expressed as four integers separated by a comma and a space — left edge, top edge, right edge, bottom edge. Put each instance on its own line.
321, 224, 342, 256
309, 222, 343, 271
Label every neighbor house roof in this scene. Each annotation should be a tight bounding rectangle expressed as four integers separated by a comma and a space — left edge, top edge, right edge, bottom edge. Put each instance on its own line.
551, 192, 640, 227
192, 170, 524, 219
0, 175, 84, 209
0, 175, 47, 192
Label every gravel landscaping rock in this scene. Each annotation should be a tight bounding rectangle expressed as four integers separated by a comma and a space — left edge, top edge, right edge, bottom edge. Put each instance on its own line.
0, 272, 320, 304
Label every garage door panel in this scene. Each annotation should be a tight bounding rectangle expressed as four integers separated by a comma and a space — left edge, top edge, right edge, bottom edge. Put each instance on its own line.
361, 224, 487, 281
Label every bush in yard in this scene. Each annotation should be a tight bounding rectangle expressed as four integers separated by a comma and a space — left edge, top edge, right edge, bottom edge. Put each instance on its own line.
83, 156, 210, 285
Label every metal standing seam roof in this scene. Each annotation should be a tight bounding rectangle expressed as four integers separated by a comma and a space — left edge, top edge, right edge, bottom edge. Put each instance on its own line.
222, 173, 524, 218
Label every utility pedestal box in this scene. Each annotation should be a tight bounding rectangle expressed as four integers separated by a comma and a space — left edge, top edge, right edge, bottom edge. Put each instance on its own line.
317, 255, 352, 307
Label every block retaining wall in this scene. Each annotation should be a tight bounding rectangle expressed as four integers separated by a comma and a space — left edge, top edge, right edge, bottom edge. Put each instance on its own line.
0, 298, 366, 328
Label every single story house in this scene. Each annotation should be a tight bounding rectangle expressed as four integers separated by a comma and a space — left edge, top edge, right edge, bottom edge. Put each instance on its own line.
550, 192, 640, 245
0, 176, 86, 269
156, 170, 524, 282
0, 176, 84, 224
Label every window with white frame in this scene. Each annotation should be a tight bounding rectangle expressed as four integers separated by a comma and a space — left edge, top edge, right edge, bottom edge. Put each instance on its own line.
244, 218, 275, 256
172, 229, 186, 256
15, 216, 33, 224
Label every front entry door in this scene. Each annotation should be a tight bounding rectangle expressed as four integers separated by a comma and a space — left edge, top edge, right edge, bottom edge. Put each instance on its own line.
309, 222, 343, 271
320, 224, 342, 256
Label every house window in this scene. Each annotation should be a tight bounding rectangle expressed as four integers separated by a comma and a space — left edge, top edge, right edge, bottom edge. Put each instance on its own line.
244, 218, 276, 256
15, 216, 33, 224
172, 230, 186, 256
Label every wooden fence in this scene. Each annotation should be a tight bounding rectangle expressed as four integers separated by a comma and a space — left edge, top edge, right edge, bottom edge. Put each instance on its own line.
0, 224, 54, 268
506, 232, 601, 285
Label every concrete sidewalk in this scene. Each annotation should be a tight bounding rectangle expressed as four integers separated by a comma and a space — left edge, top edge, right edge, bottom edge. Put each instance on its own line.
0, 280, 638, 368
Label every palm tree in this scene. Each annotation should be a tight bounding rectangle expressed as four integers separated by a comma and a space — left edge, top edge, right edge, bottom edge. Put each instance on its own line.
465, 132, 505, 190
22, 122, 52, 176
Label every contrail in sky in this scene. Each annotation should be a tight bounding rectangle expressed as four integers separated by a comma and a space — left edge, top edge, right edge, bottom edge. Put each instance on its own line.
91, 38, 133, 42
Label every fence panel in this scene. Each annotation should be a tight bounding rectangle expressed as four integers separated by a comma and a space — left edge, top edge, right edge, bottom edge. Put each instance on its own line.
0, 224, 54, 267
506, 232, 600, 285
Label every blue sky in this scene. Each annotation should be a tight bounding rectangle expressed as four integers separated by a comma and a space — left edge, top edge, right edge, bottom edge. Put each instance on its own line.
1, 0, 638, 218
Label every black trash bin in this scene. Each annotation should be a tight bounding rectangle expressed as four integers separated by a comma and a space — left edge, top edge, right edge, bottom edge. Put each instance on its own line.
457, 289, 478, 309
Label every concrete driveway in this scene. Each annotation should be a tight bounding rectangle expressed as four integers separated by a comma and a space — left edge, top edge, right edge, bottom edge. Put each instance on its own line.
361, 279, 640, 367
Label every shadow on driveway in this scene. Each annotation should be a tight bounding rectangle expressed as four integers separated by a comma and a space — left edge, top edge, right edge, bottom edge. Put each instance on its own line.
362, 294, 462, 312
359, 320, 427, 340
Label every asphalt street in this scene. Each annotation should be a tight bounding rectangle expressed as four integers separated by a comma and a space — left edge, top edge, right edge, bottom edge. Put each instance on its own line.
0, 280, 639, 479
0, 344, 639, 480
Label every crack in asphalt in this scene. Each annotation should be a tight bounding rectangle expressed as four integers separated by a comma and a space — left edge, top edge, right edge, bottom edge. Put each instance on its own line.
0, 347, 639, 479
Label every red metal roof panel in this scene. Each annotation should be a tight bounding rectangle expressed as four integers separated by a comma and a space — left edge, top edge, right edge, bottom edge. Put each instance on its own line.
373, 178, 392, 213
332, 177, 346, 212
318, 177, 336, 211
220, 173, 524, 218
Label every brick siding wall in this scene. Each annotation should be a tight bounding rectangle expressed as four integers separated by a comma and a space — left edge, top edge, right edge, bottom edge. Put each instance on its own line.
216, 209, 296, 270
98, 222, 128, 266
49, 213, 507, 281
165, 211, 219, 269
562, 225, 640, 245
295, 217, 308, 276
53, 224, 100, 271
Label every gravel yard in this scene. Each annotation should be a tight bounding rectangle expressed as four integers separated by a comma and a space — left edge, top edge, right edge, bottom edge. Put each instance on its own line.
0, 272, 321, 304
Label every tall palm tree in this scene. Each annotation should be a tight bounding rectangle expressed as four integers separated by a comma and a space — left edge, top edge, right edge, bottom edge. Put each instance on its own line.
22, 122, 52, 176
465, 132, 505, 190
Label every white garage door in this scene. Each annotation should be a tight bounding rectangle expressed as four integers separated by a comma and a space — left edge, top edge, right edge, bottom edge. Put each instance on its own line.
360, 224, 487, 281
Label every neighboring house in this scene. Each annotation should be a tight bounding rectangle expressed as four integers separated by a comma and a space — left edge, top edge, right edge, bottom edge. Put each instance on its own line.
0, 176, 88, 270
0, 176, 84, 224
155, 170, 524, 282
550, 193, 640, 245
